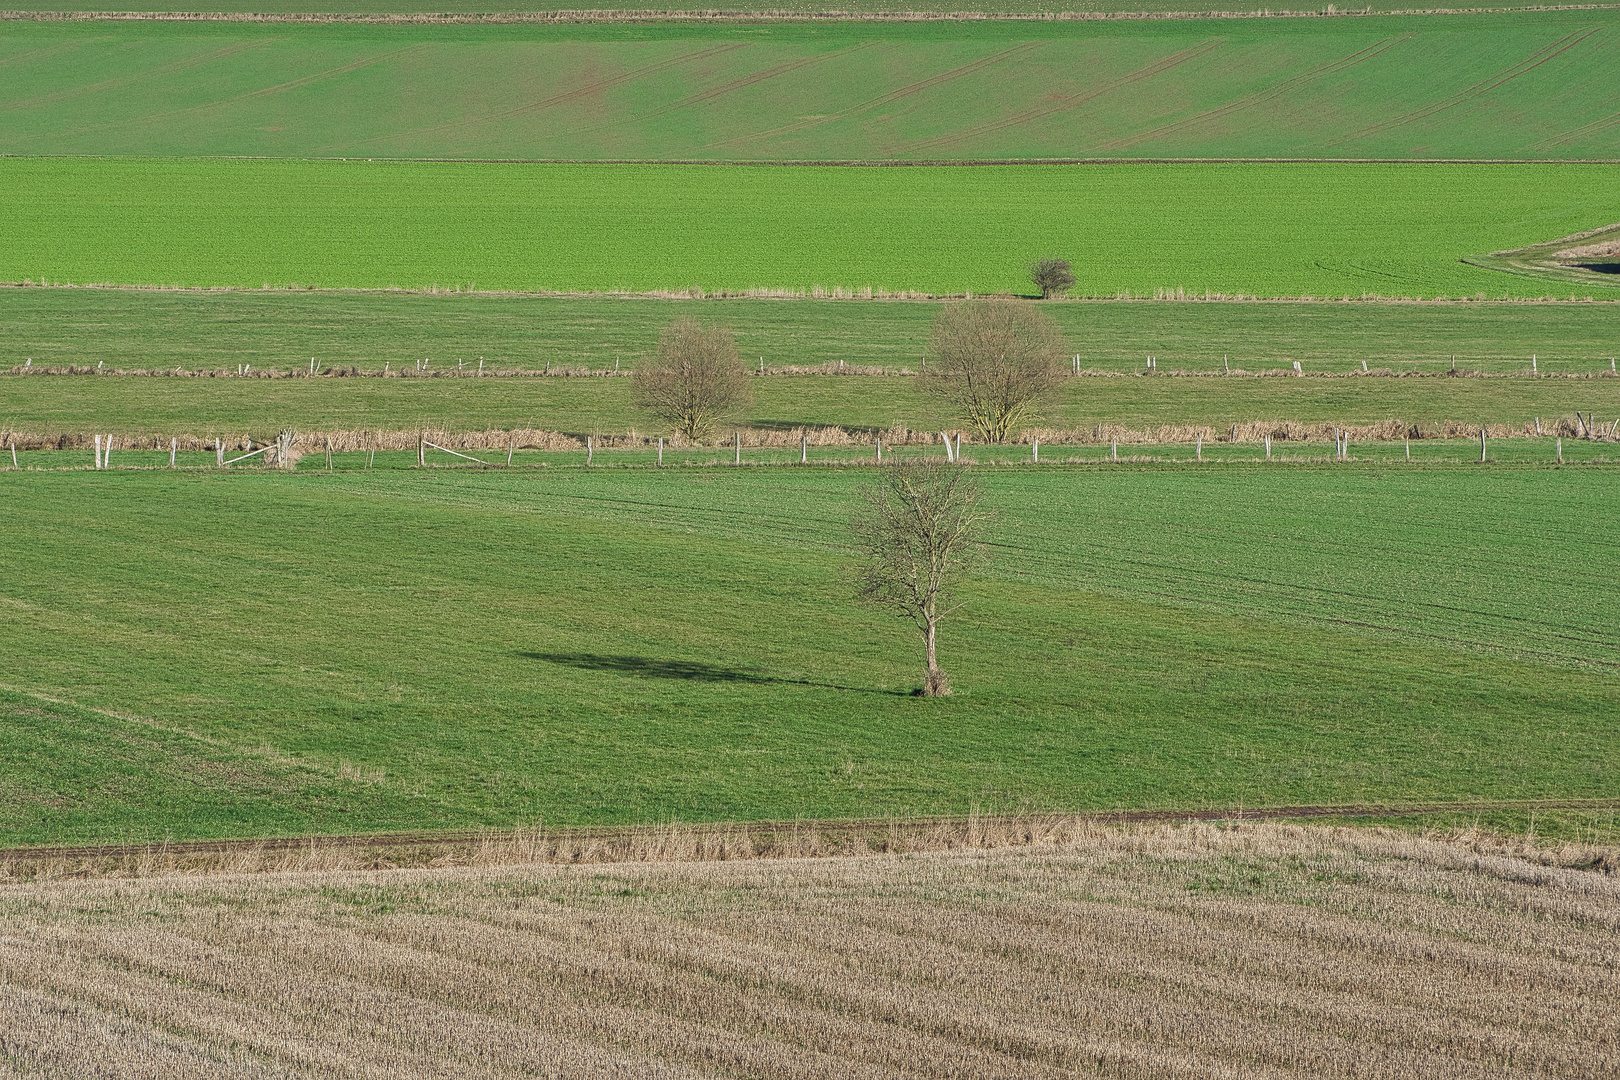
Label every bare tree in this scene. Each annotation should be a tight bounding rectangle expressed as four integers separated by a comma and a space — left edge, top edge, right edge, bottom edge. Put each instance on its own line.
923, 300, 1066, 443
852, 459, 990, 697
1030, 257, 1076, 299
632, 317, 752, 441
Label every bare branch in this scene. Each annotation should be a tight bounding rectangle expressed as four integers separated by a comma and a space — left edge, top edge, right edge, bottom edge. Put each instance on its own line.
631, 318, 752, 441
922, 300, 1066, 443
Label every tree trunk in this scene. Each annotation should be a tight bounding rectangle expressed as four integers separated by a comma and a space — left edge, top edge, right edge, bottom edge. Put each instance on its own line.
922, 618, 951, 697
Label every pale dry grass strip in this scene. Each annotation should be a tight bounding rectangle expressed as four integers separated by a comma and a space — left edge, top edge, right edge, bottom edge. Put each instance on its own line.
0, 823, 1616, 1077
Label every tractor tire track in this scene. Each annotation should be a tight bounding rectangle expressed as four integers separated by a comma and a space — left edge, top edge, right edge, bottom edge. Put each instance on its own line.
346, 43, 749, 151
627, 43, 879, 124
1535, 106, 1620, 150
1094, 34, 1410, 153
706, 41, 1044, 150
906, 39, 1222, 155
1330, 25, 1603, 146
2, 40, 273, 113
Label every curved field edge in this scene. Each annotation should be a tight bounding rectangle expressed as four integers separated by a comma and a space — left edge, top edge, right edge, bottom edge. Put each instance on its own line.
6, 159, 1620, 298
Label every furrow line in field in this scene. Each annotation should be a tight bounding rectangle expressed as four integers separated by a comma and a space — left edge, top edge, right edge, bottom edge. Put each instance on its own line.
1330, 24, 1606, 145
1092, 34, 1412, 153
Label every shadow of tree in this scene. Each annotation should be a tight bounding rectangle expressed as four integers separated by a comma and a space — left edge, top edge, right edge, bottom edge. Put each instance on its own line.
519, 652, 906, 695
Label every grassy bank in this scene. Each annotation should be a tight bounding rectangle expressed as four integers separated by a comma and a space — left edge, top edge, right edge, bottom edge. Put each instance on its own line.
1, 465, 1614, 845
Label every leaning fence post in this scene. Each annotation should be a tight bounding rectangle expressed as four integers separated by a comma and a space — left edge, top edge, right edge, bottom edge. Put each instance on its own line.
325, 436, 333, 472
1557, 436, 1563, 463
940, 431, 953, 463
1480, 427, 1487, 462
1195, 433, 1201, 462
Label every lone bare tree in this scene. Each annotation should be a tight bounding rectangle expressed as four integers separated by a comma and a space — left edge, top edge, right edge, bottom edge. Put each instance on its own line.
1030, 257, 1076, 299
852, 459, 990, 697
632, 317, 752, 441
923, 300, 1066, 443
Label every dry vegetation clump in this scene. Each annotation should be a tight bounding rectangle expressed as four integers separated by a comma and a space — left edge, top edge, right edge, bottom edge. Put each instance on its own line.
0, 822, 1614, 1079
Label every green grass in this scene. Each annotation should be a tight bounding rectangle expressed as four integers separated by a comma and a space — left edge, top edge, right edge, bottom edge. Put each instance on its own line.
8, 368, 1620, 438
4, 13, 1619, 161
6, 158, 1620, 298
0, 0, 1582, 13
5, 291, 1620, 375
1, 464, 1616, 845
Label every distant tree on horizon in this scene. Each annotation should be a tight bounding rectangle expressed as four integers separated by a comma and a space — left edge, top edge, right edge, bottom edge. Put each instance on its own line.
632, 317, 752, 441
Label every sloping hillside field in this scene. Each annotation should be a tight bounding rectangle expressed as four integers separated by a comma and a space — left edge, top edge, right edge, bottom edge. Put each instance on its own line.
1, 12, 1618, 161
5, 158, 1620, 297
1, 465, 1615, 845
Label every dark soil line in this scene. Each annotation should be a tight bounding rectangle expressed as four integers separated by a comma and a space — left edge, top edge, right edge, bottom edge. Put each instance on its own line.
9, 798, 1617, 861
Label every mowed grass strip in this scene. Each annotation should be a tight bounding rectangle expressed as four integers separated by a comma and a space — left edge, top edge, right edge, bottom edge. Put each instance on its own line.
6, 158, 1620, 298
0, 466, 1614, 845
1, 827, 1615, 1078
5, 290, 1620, 374
3, 13, 1620, 160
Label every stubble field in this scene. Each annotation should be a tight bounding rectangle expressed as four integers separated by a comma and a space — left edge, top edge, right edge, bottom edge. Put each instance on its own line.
2, 823, 1616, 1078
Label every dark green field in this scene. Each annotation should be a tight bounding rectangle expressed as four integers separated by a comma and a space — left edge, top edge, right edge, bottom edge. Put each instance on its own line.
2, 463, 1615, 846
5, 290, 1619, 374
4, 12, 1618, 160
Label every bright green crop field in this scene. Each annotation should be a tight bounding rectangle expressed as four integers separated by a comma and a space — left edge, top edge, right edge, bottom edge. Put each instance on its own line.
3, 12, 1619, 161
6, 159, 1620, 298
5, 291, 1620, 374
2, 464, 1616, 846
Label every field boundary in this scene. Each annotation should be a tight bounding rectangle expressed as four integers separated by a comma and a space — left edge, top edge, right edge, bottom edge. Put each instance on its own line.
5, 4, 1620, 23
6, 800, 1618, 877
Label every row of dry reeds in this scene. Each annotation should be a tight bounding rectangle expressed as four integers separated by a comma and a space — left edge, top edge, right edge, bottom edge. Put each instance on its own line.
4, 418, 1611, 454
1, 821, 1615, 1078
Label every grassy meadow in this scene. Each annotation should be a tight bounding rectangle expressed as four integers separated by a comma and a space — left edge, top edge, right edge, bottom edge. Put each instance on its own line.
8, 367, 1620, 439
3, 12, 1619, 161
5, 290, 1620, 374
2, 825, 1616, 1078
1, 464, 1615, 846
7, 158, 1620, 299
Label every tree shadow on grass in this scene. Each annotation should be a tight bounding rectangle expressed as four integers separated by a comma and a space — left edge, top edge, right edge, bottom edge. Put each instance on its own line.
519, 652, 906, 696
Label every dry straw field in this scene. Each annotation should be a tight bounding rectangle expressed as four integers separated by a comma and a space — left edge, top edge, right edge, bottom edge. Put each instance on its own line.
2, 821, 1616, 1078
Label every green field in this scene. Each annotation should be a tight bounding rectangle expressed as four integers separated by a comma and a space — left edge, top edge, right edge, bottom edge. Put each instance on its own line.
6, 159, 1620, 297
4, 12, 1619, 161
10, 368, 1620, 438
1, 0, 1584, 13
2, 464, 1616, 846
5, 291, 1619, 374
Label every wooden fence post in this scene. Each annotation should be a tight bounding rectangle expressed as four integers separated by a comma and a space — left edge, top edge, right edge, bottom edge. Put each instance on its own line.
170, 437, 177, 468
1480, 428, 1487, 462
587, 435, 593, 466
1111, 438, 1117, 463
1404, 436, 1410, 462
1557, 436, 1563, 463
418, 432, 425, 467
875, 439, 882, 464
658, 437, 664, 466
735, 432, 741, 466
801, 434, 807, 465
94, 434, 101, 470
216, 437, 223, 467
325, 436, 333, 471
369, 432, 377, 470
1032, 437, 1039, 463
1264, 434, 1271, 460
